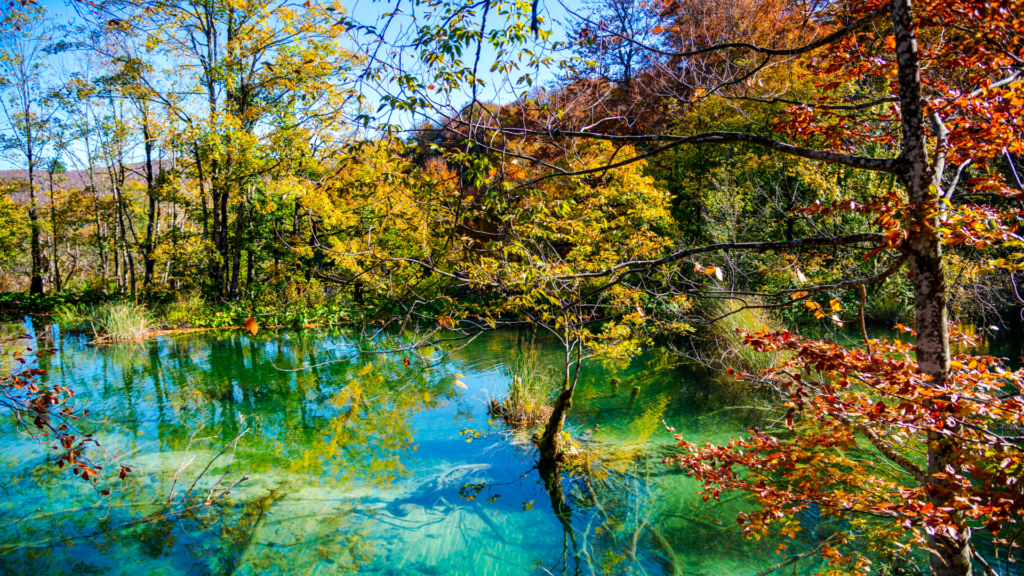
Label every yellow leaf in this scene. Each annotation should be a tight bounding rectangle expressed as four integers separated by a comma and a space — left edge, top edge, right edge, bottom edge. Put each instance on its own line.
951, 360, 965, 369
455, 380, 467, 389
829, 299, 842, 312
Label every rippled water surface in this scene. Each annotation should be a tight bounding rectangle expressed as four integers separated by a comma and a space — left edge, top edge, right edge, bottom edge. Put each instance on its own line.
1, 321, 1021, 575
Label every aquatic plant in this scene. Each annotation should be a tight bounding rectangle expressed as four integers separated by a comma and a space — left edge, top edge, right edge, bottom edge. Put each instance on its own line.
866, 279, 913, 324
701, 298, 788, 375
51, 303, 90, 331
490, 348, 559, 428
88, 302, 152, 340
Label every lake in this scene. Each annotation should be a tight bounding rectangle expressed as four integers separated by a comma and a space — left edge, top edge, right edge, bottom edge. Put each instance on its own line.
1, 320, 1020, 575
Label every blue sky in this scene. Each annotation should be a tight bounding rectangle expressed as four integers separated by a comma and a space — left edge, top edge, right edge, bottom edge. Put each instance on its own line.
1, 0, 581, 170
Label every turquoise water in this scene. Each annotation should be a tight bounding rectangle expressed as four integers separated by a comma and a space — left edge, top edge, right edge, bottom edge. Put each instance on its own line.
1, 321, 1020, 575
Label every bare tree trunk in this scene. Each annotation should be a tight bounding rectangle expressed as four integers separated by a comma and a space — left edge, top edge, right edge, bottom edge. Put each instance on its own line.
539, 334, 584, 464
538, 386, 573, 463
26, 128, 44, 294
110, 163, 136, 300
114, 246, 121, 293
209, 177, 230, 297
246, 213, 255, 289
47, 168, 61, 293
142, 120, 158, 289
229, 200, 244, 299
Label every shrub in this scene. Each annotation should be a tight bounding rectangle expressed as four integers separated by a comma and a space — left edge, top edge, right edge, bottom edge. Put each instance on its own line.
160, 292, 210, 329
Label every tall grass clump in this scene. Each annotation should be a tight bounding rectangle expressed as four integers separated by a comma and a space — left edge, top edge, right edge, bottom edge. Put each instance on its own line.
490, 349, 559, 428
702, 298, 788, 375
52, 303, 91, 331
88, 302, 152, 340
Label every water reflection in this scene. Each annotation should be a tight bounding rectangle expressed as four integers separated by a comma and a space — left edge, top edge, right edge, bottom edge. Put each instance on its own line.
7, 321, 1018, 575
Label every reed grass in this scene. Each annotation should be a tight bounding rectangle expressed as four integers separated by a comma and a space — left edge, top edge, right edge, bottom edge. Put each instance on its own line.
866, 280, 913, 324
87, 302, 152, 340
704, 298, 788, 374
51, 303, 91, 331
490, 349, 559, 428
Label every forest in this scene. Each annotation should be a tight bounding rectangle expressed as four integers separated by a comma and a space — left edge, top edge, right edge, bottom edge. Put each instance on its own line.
0, 0, 1023, 575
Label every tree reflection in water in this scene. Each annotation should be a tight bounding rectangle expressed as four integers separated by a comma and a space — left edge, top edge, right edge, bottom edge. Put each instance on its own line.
0, 325, 456, 575
0, 323, 963, 575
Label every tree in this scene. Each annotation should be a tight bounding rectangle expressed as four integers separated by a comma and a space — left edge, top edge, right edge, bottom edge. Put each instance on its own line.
0, 6, 58, 295
88, 0, 360, 298
0, 181, 27, 274
355, 0, 1024, 573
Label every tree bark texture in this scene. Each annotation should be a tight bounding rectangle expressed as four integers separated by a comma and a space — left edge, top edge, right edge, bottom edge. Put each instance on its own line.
891, 1, 967, 574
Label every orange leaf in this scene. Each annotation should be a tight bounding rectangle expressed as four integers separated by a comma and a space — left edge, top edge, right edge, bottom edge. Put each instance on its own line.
704, 267, 724, 281
243, 317, 259, 336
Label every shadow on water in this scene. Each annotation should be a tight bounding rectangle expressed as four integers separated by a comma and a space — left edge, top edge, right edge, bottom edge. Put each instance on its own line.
4, 319, 1019, 575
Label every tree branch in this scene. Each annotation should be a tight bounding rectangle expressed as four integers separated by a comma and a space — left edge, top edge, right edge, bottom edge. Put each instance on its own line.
487, 129, 899, 175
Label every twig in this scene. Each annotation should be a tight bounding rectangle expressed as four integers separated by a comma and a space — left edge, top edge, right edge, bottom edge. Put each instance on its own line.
754, 534, 842, 576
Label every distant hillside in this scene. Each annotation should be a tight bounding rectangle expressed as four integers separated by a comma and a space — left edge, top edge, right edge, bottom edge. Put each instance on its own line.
0, 161, 173, 201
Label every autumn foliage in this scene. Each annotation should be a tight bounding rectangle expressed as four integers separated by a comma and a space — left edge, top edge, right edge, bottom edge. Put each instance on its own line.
1, 338, 131, 495
667, 323, 1023, 567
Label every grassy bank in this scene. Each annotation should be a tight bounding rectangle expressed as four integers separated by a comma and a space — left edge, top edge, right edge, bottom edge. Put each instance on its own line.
0, 290, 356, 340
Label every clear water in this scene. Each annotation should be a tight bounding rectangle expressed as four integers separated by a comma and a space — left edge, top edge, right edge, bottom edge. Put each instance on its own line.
1, 320, 1020, 575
